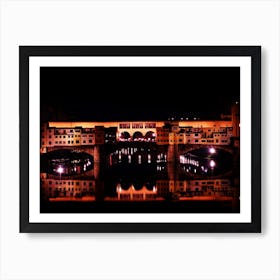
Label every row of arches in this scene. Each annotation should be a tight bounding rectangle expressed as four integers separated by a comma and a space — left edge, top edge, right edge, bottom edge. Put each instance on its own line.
119, 131, 156, 142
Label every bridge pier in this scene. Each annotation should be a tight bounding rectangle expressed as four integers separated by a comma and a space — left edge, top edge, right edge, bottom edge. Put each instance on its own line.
167, 144, 180, 192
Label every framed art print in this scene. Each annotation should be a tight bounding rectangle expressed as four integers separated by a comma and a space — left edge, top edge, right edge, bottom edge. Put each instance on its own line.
19, 46, 261, 233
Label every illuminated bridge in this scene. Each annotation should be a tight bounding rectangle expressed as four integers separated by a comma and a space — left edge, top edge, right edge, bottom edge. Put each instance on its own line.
41, 118, 238, 152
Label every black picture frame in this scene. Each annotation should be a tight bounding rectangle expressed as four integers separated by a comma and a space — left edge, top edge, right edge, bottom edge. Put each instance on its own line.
20, 46, 261, 233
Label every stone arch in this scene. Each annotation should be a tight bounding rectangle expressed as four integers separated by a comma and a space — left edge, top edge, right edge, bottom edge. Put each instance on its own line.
133, 131, 144, 141
145, 131, 156, 141
119, 131, 131, 141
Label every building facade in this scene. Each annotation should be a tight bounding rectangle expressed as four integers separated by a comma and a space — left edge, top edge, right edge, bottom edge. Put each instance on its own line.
41, 104, 239, 151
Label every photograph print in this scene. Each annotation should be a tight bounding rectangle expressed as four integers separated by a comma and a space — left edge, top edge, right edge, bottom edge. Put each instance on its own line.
40, 67, 240, 214
20, 46, 261, 232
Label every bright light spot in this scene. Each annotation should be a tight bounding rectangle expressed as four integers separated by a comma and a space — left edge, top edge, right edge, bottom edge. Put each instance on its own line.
209, 147, 216, 154
57, 166, 63, 174
210, 160, 215, 168
117, 184, 122, 193
180, 155, 184, 163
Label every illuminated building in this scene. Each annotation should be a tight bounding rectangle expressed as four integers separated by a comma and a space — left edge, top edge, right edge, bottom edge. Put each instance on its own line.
40, 104, 239, 151
116, 184, 157, 200
40, 104, 240, 202
40, 173, 95, 201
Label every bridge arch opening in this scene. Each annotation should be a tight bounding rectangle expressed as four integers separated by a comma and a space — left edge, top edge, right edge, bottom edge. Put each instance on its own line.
41, 149, 94, 176
119, 131, 131, 141
133, 131, 144, 141
145, 131, 156, 142
180, 147, 233, 176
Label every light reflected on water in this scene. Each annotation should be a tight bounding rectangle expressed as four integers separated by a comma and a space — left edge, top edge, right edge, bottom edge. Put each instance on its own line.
41, 144, 239, 208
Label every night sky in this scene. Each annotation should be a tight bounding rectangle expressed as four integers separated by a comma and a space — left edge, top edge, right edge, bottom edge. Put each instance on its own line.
40, 67, 240, 122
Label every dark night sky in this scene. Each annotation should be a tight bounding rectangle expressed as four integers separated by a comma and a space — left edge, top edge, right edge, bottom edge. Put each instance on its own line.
40, 67, 240, 122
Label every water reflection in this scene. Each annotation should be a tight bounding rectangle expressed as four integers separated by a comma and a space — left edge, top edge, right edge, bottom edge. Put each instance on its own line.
41, 144, 239, 207
109, 146, 157, 165
41, 149, 93, 176
179, 148, 233, 176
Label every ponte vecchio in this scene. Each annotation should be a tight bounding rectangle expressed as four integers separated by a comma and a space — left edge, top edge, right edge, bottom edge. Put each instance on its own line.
40, 103, 240, 211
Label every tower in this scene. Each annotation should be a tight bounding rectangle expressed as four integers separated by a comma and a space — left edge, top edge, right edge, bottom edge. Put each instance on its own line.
231, 102, 240, 138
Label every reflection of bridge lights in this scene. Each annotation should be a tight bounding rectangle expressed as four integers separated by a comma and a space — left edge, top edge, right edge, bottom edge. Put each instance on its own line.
209, 160, 216, 168
180, 155, 185, 163
116, 184, 122, 192
57, 166, 63, 174
209, 147, 216, 154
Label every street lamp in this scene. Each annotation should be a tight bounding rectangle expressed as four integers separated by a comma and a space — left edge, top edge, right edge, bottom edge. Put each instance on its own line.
209, 147, 216, 154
